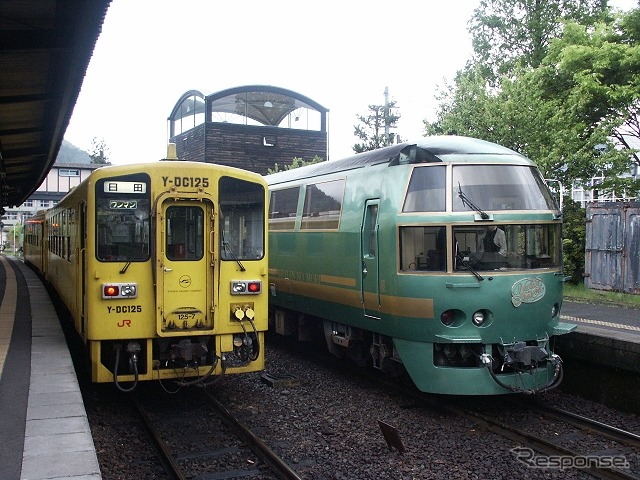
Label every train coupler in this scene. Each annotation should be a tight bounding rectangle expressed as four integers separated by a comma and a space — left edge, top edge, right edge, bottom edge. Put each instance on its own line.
169, 339, 208, 366
502, 342, 548, 369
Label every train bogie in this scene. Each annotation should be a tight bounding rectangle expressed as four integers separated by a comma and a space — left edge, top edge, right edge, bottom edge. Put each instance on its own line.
24, 161, 268, 390
267, 136, 576, 395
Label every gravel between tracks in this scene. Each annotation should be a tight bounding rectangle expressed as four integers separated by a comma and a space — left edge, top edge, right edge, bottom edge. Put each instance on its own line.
85, 338, 640, 480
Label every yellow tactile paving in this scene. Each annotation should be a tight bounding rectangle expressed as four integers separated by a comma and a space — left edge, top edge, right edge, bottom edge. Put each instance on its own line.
0, 255, 17, 379
561, 314, 640, 332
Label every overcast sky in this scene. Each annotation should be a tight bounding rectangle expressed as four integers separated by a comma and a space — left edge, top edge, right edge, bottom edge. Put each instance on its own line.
63, 0, 638, 165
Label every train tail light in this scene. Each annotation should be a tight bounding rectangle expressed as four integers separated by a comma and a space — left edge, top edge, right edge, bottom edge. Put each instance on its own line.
104, 285, 119, 297
230, 280, 262, 295
441, 310, 455, 326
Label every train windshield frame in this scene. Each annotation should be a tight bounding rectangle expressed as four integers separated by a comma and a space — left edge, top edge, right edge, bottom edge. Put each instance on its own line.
452, 165, 557, 212
95, 173, 151, 262
219, 176, 266, 261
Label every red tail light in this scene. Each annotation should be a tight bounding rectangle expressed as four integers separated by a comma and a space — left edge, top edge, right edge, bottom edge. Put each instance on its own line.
441, 310, 455, 326
104, 285, 119, 297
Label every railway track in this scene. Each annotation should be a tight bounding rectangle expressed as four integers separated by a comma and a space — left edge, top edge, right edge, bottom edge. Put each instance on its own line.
446, 397, 640, 480
292, 338, 640, 479
130, 386, 303, 480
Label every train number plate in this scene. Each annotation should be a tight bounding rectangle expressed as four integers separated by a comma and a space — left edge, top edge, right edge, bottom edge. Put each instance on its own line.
165, 308, 205, 329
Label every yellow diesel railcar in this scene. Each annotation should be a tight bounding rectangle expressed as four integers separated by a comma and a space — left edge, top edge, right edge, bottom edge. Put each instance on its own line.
24, 160, 268, 391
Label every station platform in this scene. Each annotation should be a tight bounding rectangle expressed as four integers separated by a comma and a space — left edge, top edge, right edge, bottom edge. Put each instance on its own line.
558, 299, 640, 374
0, 255, 101, 480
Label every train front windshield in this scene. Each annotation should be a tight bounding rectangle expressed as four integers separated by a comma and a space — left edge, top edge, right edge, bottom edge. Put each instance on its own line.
219, 177, 265, 260
400, 164, 561, 272
96, 174, 151, 262
452, 165, 557, 212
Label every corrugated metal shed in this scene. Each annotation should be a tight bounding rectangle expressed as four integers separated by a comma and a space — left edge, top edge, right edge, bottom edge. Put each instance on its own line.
585, 202, 640, 294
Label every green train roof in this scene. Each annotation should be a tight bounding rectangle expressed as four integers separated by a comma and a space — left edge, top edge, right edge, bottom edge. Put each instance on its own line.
266, 135, 532, 186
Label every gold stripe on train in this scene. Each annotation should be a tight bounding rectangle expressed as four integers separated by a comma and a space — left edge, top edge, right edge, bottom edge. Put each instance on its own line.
270, 276, 434, 319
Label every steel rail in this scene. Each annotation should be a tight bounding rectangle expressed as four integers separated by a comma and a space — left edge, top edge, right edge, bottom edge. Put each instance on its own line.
202, 389, 304, 480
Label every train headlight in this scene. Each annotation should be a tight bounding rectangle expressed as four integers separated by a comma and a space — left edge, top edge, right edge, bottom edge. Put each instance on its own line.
551, 303, 559, 319
230, 280, 262, 295
472, 311, 486, 327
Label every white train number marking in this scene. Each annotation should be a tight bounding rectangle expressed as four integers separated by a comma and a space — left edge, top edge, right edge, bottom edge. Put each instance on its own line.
162, 176, 210, 188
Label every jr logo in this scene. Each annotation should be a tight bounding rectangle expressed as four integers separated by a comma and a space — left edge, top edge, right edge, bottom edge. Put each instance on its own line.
117, 319, 132, 327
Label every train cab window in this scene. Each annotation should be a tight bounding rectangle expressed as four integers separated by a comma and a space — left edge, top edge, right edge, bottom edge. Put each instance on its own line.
400, 226, 447, 272
269, 187, 299, 231
453, 165, 557, 212
453, 224, 561, 271
301, 179, 345, 230
403, 166, 445, 212
219, 176, 265, 260
166, 206, 204, 261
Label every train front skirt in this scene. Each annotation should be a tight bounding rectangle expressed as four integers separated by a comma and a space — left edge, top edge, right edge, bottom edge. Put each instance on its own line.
394, 336, 570, 395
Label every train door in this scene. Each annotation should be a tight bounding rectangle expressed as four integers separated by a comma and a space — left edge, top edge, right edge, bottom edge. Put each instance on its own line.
80, 202, 87, 336
361, 199, 381, 319
156, 199, 214, 334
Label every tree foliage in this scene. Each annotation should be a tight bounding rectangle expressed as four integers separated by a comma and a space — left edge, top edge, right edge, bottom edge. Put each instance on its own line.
469, 0, 609, 84
561, 198, 587, 283
89, 137, 111, 165
353, 100, 401, 153
267, 155, 324, 175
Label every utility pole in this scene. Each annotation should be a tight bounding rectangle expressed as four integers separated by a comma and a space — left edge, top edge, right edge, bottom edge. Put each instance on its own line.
384, 86, 390, 145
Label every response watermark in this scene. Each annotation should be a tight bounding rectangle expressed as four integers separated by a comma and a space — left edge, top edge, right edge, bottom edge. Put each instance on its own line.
511, 447, 630, 470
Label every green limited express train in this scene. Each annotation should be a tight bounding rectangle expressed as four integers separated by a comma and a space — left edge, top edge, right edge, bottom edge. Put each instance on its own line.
266, 135, 576, 395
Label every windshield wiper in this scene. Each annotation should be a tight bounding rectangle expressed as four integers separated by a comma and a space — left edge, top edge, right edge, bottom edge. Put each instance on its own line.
457, 254, 484, 281
221, 230, 245, 271
224, 242, 246, 271
458, 183, 489, 219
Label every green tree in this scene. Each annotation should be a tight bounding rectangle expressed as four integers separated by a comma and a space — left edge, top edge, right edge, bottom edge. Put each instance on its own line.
89, 137, 111, 165
353, 88, 401, 153
561, 198, 587, 284
267, 155, 324, 174
535, 15, 640, 196
469, 0, 609, 84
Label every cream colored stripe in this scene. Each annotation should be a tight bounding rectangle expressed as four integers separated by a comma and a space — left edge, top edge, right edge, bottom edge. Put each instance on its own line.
0, 256, 17, 379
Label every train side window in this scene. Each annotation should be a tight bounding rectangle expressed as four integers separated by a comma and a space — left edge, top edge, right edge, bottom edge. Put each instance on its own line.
301, 179, 345, 230
269, 187, 299, 231
403, 166, 445, 212
400, 226, 447, 271
363, 204, 378, 258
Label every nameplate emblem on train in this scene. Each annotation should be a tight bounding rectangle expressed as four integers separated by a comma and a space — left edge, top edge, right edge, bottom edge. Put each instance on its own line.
511, 278, 545, 307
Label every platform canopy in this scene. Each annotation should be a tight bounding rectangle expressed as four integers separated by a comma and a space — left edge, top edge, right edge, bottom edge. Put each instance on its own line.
0, 0, 110, 210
